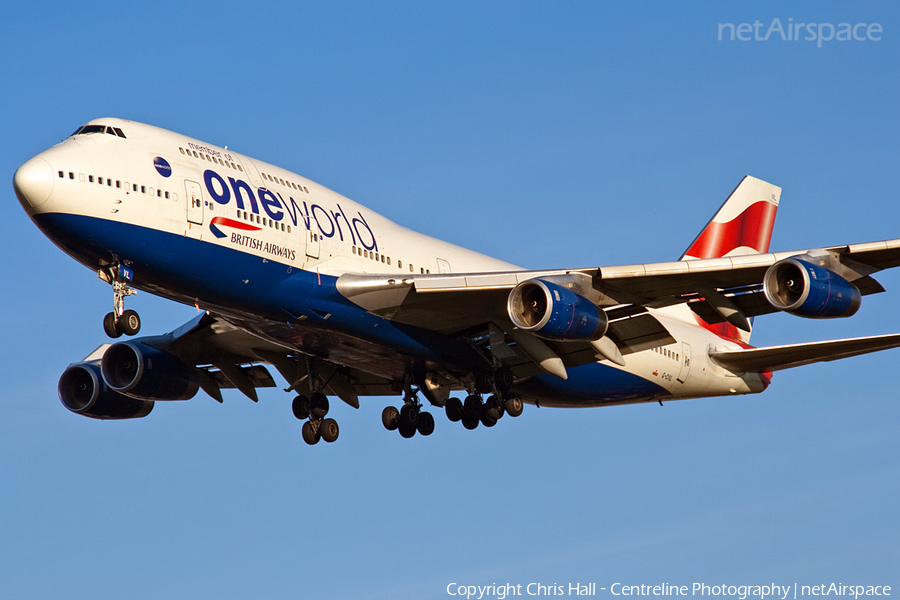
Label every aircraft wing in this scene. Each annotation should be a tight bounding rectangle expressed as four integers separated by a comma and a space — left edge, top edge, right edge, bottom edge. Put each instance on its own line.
708, 333, 900, 372
118, 311, 395, 406
337, 238, 900, 335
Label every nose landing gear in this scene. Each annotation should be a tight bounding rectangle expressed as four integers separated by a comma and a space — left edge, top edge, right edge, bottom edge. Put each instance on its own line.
100, 266, 141, 338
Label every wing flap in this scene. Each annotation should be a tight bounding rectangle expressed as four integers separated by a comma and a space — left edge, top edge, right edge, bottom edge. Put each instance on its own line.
709, 333, 900, 373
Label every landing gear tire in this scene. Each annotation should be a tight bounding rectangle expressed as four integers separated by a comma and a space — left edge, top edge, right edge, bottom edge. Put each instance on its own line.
445, 397, 463, 422
400, 403, 419, 427
494, 367, 514, 394
398, 423, 417, 438
310, 393, 329, 418
463, 395, 483, 419
320, 418, 340, 443
301, 421, 320, 445
292, 395, 310, 420
484, 395, 504, 420
462, 416, 479, 430
416, 411, 435, 436
120, 309, 141, 336
505, 394, 524, 417
103, 312, 122, 338
480, 413, 497, 428
382, 406, 400, 431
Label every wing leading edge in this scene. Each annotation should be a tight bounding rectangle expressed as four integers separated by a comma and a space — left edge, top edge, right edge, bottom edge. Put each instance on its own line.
336, 238, 900, 333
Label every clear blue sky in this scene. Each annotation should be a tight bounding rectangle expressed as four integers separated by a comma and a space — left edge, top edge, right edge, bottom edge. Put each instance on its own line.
1, 2, 897, 599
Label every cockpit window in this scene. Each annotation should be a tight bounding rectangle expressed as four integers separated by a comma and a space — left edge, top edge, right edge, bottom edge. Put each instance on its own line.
71, 124, 127, 138
74, 125, 106, 135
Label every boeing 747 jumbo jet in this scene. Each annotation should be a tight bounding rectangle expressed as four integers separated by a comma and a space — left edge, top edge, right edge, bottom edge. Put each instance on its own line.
13, 118, 900, 445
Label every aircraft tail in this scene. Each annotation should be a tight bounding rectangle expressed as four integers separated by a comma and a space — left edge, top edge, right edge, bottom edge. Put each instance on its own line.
681, 176, 781, 344
681, 175, 781, 261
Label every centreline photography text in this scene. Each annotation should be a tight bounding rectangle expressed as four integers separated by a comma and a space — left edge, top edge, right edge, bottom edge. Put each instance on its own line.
446, 583, 892, 600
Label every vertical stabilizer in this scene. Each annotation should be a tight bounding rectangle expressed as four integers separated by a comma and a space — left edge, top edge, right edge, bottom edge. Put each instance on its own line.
679, 176, 781, 344
681, 176, 781, 261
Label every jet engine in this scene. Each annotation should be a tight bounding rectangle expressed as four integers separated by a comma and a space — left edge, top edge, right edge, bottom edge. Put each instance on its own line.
58, 362, 154, 419
101, 341, 199, 401
507, 278, 608, 341
763, 257, 861, 318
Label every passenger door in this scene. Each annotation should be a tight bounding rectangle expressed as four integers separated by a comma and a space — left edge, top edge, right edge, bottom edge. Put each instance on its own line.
677, 342, 692, 383
184, 180, 204, 225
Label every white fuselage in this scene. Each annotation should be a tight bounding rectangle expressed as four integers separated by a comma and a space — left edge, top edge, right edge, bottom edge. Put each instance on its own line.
16, 118, 768, 406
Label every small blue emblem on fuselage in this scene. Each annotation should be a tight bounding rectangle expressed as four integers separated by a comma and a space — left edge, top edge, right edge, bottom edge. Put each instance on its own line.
153, 156, 172, 177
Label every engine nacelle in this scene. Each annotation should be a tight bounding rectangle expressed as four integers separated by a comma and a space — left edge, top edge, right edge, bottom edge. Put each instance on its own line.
101, 341, 199, 401
58, 362, 154, 420
507, 278, 608, 341
763, 257, 861, 318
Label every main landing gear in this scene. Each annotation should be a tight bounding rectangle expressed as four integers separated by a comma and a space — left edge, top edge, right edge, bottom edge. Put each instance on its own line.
381, 387, 435, 439
444, 367, 523, 431
445, 393, 524, 430
101, 268, 141, 338
292, 392, 340, 445
381, 375, 525, 438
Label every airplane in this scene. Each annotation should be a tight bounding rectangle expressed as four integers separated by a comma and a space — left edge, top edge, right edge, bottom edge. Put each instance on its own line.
13, 117, 900, 445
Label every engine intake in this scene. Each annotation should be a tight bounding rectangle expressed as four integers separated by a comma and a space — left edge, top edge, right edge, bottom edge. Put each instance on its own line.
763, 257, 861, 318
507, 278, 608, 341
101, 341, 199, 401
58, 362, 154, 420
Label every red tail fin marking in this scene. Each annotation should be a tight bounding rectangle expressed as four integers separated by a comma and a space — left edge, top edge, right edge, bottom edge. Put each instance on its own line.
684, 200, 778, 259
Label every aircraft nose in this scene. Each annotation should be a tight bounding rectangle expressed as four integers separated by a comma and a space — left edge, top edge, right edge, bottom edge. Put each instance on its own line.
13, 155, 54, 210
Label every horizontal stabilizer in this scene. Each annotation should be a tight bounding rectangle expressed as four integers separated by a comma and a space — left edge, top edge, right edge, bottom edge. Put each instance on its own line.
709, 333, 900, 373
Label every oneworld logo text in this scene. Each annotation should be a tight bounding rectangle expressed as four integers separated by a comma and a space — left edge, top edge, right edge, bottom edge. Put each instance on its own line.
202, 169, 378, 251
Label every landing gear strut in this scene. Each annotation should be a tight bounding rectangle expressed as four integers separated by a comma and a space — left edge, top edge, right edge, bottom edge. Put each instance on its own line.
382, 386, 435, 439
293, 392, 339, 445
101, 267, 141, 338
